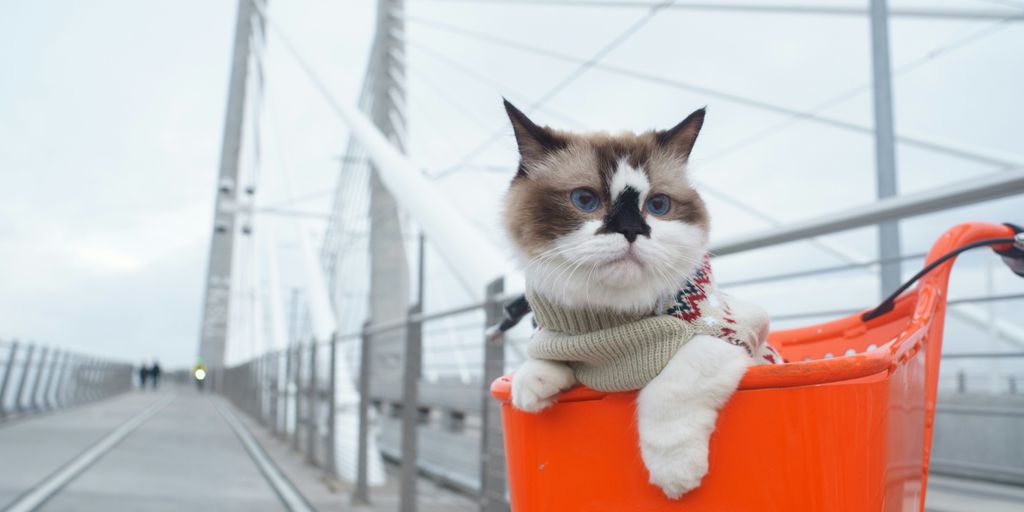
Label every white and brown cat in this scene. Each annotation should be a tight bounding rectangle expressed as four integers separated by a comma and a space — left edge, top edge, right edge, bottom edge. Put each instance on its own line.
502, 99, 779, 499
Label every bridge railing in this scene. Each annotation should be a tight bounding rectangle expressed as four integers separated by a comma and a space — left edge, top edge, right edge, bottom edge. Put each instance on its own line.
0, 339, 133, 423
220, 278, 512, 510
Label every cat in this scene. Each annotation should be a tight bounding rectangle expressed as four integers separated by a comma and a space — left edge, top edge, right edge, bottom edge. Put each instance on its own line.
501, 99, 779, 499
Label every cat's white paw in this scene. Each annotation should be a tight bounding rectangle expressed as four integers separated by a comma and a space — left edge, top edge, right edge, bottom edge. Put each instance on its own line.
641, 425, 710, 499
636, 335, 751, 499
511, 359, 575, 412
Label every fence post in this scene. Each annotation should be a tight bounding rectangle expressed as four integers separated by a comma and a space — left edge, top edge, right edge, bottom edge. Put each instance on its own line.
47, 350, 67, 409
353, 322, 372, 505
42, 350, 63, 410
479, 278, 508, 512
293, 344, 304, 451
306, 338, 319, 465
264, 354, 273, 424
252, 358, 261, 417
77, 358, 91, 403
326, 332, 338, 478
400, 305, 423, 512
270, 352, 280, 436
88, 360, 101, 402
259, 354, 268, 425
97, 362, 110, 400
14, 343, 37, 414
0, 341, 20, 421
83, 359, 98, 402
28, 346, 50, 411
60, 355, 76, 406
69, 356, 83, 405
282, 346, 294, 441
957, 370, 966, 393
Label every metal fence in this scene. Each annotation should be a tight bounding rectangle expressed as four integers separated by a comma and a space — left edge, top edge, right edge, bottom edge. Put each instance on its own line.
0, 339, 133, 423
220, 277, 510, 511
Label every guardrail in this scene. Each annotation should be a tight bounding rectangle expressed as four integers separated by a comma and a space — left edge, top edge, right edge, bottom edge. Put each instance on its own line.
0, 339, 133, 423
219, 275, 1024, 508
220, 278, 511, 511
932, 354, 1024, 486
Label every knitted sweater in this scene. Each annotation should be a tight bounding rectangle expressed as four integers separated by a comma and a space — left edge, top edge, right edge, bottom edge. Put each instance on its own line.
527, 256, 771, 392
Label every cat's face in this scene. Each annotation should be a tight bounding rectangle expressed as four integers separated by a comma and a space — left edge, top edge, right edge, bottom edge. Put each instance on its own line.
501, 100, 710, 312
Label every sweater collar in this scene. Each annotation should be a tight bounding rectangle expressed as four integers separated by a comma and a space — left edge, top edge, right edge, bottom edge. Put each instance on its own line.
526, 290, 656, 335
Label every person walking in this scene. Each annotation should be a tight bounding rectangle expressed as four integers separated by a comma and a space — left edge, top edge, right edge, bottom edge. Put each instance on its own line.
138, 362, 150, 389
150, 360, 162, 389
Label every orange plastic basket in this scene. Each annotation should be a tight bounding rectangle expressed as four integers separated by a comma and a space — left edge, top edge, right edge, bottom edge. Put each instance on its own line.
491, 222, 1019, 512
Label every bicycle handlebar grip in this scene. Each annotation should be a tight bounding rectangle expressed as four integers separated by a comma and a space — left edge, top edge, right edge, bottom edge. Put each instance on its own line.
996, 223, 1024, 277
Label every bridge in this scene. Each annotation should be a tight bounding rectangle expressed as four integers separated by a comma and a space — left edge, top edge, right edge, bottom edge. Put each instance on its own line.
2, 0, 1023, 510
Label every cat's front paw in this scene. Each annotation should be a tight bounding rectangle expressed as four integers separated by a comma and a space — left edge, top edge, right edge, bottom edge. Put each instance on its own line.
511, 359, 575, 412
642, 432, 710, 499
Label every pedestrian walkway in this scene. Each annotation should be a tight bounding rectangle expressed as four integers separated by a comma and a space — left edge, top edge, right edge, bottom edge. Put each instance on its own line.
926, 474, 1024, 512
231, 403, 477, 511
0, 389, 476, 511
2, 389, 1020, 512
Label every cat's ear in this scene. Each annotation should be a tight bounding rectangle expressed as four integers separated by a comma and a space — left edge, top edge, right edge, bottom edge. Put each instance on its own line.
503, 98, 565, 170
656, 107, 705, 159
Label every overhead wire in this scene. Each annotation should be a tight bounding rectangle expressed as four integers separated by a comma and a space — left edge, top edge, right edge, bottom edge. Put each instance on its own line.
405, 41, 587, 128
695, 16, 1017, 166
407, 0, 1024, 21
431, 0, 679, 178
401, 13, 1024, 172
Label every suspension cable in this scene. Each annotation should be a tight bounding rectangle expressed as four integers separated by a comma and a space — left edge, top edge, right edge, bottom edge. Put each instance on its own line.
402, 13, 1024, 174
432, 0, 679, 177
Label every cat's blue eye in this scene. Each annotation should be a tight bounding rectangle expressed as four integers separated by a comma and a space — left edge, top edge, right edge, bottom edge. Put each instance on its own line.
570, 188, 601, 212
645, 194, 671, 216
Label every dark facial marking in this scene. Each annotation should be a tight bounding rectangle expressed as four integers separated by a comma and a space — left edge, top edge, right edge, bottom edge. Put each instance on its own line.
530, 194, 584, 242
598, 187, 651, 243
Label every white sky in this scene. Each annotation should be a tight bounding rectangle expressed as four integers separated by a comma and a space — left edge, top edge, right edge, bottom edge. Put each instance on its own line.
1, 0, 1022, 371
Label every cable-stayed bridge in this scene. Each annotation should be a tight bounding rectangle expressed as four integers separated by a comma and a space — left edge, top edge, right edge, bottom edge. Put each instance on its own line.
2, 0, 1024, 510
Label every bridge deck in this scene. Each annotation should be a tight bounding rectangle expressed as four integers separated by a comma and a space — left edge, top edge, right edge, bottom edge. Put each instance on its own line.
1, 390, 1020, 511
0, 390, 473, 511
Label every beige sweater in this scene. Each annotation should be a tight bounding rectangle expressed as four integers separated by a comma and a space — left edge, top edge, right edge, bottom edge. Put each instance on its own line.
527, 257, 770, 392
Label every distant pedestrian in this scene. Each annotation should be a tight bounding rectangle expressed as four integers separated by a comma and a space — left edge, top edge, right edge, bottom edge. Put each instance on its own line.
150, 360, 162, 389
139, 362, 150, 389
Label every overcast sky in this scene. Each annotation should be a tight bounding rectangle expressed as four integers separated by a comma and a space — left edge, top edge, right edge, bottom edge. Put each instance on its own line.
1, 0, 1021, 369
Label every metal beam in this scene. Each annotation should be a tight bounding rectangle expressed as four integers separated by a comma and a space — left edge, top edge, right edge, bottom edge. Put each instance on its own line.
198, 0, 258, 375
869, 0, 901, 297
409, 0, 1024, 22
264, 11, 508, 297
710, 169, 1024, 256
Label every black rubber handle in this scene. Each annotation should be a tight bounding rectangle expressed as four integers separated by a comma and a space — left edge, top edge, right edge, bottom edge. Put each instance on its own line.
995, 223, 1024, 277
862, 224, 1022, 322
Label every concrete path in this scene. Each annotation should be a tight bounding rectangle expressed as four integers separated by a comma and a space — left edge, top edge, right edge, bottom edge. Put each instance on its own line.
3, 389, 1020, 512
234, 404, 477, 512
0, 392, 164, 508
0, 390, 293, 511
0, 389, 475, 512
926, 474, 1024, 512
